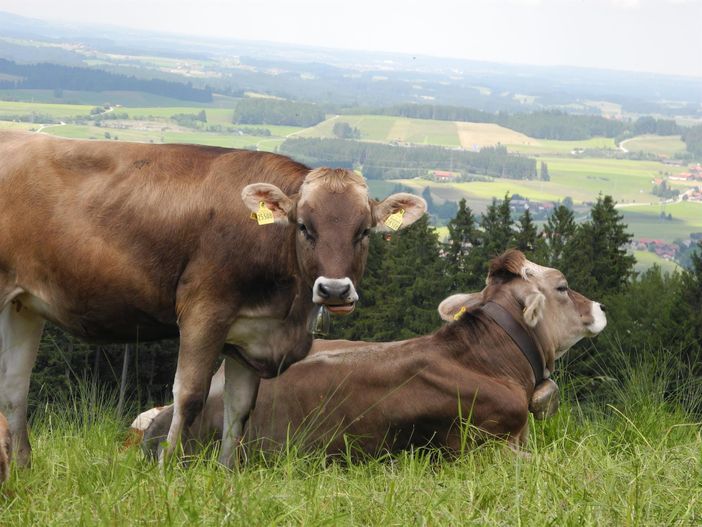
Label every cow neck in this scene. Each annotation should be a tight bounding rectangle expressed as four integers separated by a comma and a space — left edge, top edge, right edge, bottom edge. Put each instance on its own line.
478, 301, 545, 386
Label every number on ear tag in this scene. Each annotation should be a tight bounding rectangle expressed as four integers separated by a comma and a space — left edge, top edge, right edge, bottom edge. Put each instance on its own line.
256, 202, 274, 225
384, 209, 405, 231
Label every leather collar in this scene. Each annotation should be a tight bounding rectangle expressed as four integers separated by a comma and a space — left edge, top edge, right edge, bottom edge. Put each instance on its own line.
479, 301, 544, 385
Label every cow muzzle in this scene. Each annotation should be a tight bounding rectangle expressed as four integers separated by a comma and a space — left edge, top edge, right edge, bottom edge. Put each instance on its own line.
312, 277, 358, 315
587, 302, 607, 335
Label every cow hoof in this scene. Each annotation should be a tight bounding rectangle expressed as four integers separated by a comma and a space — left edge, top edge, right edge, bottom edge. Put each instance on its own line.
529, 378, 560, 420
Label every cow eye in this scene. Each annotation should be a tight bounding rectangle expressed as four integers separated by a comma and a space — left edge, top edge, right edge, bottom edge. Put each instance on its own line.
298, 223, 315, 242
556, 285, 568, 292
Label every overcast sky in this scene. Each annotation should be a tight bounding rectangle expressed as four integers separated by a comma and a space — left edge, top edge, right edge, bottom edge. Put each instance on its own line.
1, 0, 700, 77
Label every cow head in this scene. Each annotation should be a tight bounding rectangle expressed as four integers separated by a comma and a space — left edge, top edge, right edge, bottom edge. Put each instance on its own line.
242, 168, 426, 314
439, 249, 607, 372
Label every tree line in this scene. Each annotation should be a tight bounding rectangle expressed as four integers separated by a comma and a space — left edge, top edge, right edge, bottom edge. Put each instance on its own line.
279, 138, 537, 180
233, 99, 326, 127
0, 59, 213, 102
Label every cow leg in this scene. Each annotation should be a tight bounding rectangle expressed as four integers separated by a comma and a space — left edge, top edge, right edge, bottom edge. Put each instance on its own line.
159, 312, 226, 466
0, 302, 44, 467
219, 357, 259, 468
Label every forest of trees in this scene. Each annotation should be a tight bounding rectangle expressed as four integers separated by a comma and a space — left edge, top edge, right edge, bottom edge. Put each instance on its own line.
279, 138, 537, 180
0, 59, 213, 102
28, 195, 701, 413
233, 99, 326, 127
681, 124, 702, 156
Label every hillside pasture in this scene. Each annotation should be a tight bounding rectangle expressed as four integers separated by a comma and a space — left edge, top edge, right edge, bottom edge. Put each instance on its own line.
299, 115, 533, 148
0, 100, 93, 119
507, 136, 618, 155
622, 135, 686, 157
540, 157, 673, 203
40, 124, 285, 151
632, 250, 682, 274
0, 89, 232, 107
391, 157, 662, 212
456, 122, 535, 149
621, 201, 702, 240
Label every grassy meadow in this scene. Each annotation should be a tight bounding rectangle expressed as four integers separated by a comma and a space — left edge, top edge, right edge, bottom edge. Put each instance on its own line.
623, 135, 687, 157
1, 350, 700, 526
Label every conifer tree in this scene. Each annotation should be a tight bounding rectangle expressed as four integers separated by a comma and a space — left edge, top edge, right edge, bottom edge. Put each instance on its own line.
543, 204, 576, 268
514, 208, 538, 255
445, 198, 481, 290
561, 195, 635, 297
472, 194, 515, 276
331, 217, 449, 341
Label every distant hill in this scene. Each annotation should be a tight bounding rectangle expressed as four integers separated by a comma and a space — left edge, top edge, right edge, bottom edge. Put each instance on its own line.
0, 59, 213, 102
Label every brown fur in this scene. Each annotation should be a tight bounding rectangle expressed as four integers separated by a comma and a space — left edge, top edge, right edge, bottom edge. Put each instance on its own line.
0, 412, 10, 484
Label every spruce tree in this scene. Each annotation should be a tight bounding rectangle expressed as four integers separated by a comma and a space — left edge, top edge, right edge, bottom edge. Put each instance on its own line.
331, 217, 449, 341
543, 204, 576, 268
473, 194, 515, 276
540, 161, 550, 181
445, 198, 481, 290
561, 195, 635, 297
514, 208, 538, 256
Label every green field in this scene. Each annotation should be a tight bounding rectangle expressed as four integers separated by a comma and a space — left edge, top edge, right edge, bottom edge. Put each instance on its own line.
0, 89, 238, 107
1, 355, 699, 525
40, 124, 285, 151
0, 100, 94, 119
621, 201, 702, 240
508, 137, 617, 155
299, 115, 527, 148
622, 135, 687, 157
540, 157, 673, 204
393, 155, 673, 208
632, 250, 682, 274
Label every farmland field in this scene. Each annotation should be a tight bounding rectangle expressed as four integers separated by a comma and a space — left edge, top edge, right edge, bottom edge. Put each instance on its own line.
299, 115, 533, 148
622, 135, 687, 157
632, 250, 682, 274
507, 136, 617, 155
620, 201, 702, 240
392, 155, 675, 208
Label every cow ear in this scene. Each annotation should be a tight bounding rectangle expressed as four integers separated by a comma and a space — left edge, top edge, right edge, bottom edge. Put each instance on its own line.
438, 292, 482, 322
241, 183, 294, 224
372, 193, 427, 232
523, 290, 546, 327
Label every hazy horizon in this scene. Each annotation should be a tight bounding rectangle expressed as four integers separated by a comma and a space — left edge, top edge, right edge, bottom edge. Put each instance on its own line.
0, 0, 700, 78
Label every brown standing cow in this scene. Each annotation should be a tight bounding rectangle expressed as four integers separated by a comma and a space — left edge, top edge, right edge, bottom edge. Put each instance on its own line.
0, 131, 426, 467
135, 250, 606, 457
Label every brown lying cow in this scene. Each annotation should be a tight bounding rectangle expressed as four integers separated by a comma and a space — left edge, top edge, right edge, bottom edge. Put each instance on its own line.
0, 412, 10, 484
0, 131, 426, 467
135, 250, 605, 456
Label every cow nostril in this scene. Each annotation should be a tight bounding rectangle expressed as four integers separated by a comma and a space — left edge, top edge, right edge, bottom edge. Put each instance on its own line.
599, 303, 606, 312
340, 284, 350, 299
317, 283, 330, 299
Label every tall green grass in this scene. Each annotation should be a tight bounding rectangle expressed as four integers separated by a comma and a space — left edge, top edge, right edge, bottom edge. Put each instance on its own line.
1, 349, 700, 526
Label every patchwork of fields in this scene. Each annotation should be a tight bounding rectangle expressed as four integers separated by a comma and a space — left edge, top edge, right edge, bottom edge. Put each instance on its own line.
1, 99, 699, 257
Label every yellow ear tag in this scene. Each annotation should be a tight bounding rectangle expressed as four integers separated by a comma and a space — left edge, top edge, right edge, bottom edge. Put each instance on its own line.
384, 209, 405, 231
453, 306, 467, 321
255, 201, 275, 226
